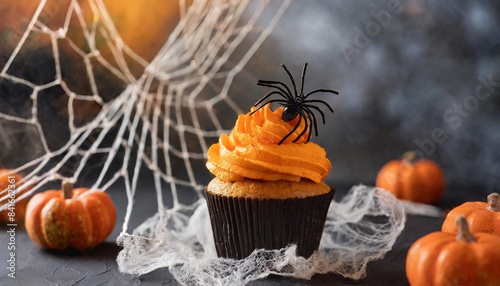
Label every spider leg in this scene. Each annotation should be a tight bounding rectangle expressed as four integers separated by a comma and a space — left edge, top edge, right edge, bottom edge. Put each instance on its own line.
293, 110, 309, 143
254, 91, 289, 107
304, 88, 339, 99
304, 106, 318, 137
257, 80, 294, 101
302, 99, 334, 113
281, 64, 298, 98
299, 63, 308, 95
257, 82, 293, 101
304, 107, 319, 139
250, 99, 288, 115
304, 104, 326, 124
278, 113, 302, 145
249, 104, 268, 115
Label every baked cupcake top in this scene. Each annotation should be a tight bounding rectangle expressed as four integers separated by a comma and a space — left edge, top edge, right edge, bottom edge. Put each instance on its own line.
206, 177, 331, 199
206, 104, 331, 183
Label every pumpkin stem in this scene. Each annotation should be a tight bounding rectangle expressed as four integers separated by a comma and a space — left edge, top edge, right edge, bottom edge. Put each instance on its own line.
455, 215, 476, 243
487, 193, 500, 212
402, 151, 418, 164
62, 181, 73, 199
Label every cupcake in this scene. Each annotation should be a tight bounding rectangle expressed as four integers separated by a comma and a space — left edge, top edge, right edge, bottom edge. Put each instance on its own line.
205, 63, 337, 259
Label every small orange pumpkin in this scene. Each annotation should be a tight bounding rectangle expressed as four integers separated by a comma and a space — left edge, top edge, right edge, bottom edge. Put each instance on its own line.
25, 181, 116, 250
442, 193, 500, 236
0, 170, 30, 224
406, 215, 500, 286
376, 151, 445, 204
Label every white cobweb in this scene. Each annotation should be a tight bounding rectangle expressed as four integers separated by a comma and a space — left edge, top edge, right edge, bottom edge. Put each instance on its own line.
0, 0, 406, 285
118, 185, 406, 284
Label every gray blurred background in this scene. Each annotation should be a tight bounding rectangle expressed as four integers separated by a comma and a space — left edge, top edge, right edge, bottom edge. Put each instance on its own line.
1, 0, 500, 201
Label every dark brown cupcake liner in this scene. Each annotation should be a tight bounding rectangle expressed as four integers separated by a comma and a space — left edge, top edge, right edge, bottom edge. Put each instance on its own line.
205, 188, 335, 259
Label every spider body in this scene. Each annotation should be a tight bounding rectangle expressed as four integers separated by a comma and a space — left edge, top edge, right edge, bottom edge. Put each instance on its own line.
251, 63, 338, 144
282, 96, 303, 122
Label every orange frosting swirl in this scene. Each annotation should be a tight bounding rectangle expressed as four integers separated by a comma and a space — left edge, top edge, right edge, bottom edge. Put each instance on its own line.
206, 104, 331, 183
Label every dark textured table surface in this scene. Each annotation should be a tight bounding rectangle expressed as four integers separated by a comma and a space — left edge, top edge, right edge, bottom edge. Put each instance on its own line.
0, 183, 483, 286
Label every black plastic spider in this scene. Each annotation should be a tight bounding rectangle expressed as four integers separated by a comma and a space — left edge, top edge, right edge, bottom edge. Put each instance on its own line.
250, 63, 339, 145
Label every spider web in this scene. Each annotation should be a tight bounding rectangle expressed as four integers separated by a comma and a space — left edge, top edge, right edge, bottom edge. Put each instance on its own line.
0, 0, 288, 224
0, 1, 406, 285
